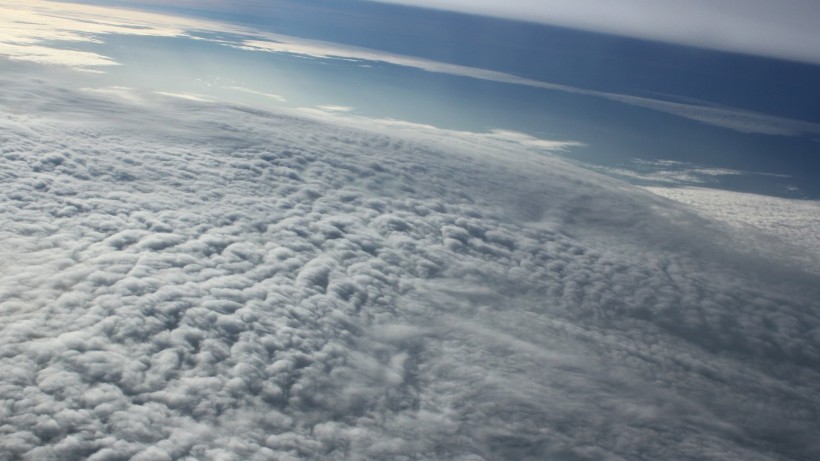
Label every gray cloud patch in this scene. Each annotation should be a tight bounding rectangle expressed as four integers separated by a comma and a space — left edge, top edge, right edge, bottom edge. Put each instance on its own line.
1, 76, 819, 461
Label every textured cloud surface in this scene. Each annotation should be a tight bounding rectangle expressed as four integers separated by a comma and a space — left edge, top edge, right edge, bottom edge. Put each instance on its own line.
644, 186, 820, 276
1, 74, 819, 461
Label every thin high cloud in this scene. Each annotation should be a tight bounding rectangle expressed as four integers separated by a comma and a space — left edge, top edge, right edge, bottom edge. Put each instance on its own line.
2, 0, 819, 137
237, 37, 820, 137
365, 0, 820, 65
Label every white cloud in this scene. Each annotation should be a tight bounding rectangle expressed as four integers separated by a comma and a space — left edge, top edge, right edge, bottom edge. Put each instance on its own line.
1, 70, 819, 460
644, 186, 820, 275
601, 93, 820, 136
154, 91, 214, 102
364, 0, 820, 65
315, 105, 353, 112
225, 86, 287, 102
0, 0, 206, 69
293, 108, 583, 153
237, 35, 820, 137
589, 158, 790, 186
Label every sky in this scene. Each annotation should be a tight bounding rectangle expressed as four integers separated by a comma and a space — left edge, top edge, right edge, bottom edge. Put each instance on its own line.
2, 64, 819, 460
81, 0, 820, 65
52, 0, 820, 199
1, 1, 820, 460
364, 0, 820, 65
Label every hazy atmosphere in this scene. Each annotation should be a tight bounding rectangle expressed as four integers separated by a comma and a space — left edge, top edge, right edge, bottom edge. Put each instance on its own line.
1, 1, 819, 460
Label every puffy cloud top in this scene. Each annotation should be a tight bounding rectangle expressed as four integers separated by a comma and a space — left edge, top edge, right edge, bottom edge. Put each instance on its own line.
0, 74, 819, 460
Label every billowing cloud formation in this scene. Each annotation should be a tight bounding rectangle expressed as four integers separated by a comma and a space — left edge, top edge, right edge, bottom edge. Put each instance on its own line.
365, 0, 820, 65
2, 0, 819, 137
1, 71, 819, 460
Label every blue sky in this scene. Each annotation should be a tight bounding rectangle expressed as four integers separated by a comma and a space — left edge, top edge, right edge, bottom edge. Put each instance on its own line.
67, 0, 820, 122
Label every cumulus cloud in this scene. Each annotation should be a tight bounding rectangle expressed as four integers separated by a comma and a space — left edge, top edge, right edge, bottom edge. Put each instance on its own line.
1, 70, 819, 461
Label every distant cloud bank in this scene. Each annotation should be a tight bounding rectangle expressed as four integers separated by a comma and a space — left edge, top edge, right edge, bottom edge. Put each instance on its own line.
0, 68, 819, 460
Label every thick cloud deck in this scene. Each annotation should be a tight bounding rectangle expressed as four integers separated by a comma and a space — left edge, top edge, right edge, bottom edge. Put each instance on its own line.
1, 79, 819, 461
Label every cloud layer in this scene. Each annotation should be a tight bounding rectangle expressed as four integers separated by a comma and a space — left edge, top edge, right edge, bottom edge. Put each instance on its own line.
1, 72, 819, 460
644, 186, 820, 276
